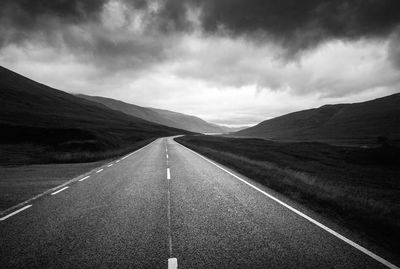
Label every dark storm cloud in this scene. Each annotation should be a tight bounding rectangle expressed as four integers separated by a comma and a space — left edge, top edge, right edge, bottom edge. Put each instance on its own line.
0, 0, 104, 47
183, 0, 400, 55
0, 0, 178, 72
3, 0, 400, 41
0, 0, 105, 29
2, 0, 400, 54
1, 0, 400, 70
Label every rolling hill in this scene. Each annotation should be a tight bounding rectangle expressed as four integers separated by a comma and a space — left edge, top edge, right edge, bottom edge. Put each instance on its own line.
0, 66, 189, 165
235, 93, 400, 143
77, 94, 238, 133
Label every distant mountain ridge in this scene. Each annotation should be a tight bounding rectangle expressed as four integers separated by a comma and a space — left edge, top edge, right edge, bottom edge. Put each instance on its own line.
77, 94, 239, 133
234, 93, 400, 142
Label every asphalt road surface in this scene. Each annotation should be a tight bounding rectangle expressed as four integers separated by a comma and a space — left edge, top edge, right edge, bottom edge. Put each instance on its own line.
0, 137, 398, 268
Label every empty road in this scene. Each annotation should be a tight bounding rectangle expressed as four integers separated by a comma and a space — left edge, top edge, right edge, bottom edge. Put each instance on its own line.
0, 138, 398, 268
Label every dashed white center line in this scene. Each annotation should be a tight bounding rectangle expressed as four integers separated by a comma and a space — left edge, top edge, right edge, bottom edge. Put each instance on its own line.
168, 258, 177, 269
165, 140, 177, 268
107, 164, 113, 167
166, 167, 176, 268
167, 168, 171, 180
116, 160, 120, 163
51, 186, 69, 196
79, 176, 90, 182
96, 169, 104, 173
0, 205, 32, 221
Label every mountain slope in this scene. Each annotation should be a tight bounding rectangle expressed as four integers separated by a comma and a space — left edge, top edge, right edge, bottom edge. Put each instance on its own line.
235, 93, 400, 142
76, 94, 174, 127
0, 66, 189, 164
147, 107, 228, 133
78, 94, 233, 133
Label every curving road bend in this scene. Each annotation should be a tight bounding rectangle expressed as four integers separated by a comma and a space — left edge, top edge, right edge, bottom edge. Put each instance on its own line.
0, 137, 398, 268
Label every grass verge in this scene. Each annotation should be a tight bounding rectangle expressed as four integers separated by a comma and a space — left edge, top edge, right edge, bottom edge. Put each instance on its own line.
0, 138, 156, 165
175, 135, 400, 255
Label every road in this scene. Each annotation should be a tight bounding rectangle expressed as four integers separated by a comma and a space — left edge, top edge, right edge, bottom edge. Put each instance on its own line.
0, 137, 398, 268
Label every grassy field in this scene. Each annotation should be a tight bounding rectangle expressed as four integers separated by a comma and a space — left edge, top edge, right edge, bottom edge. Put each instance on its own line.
175, 135, 400, 252
0, 137, 156, 165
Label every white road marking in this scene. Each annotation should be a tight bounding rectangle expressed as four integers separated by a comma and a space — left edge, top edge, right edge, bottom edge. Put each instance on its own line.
179, 143, 400, 269
168, 258, 177, 269
79, 176, 90, 182
166, 139, 174, 259
96, 169, 103, 173
0, 205, 32, 221
51, 186, 69, 196
116, 160, 120, 163
107, 164, 113, 167
166, 175, 174, 261
167, 168, 171, 180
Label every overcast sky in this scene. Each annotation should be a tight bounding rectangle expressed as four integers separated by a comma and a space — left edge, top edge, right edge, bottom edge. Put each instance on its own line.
1, 0, 400, 126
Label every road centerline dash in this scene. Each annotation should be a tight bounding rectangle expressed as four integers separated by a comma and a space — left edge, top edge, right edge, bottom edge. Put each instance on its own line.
96, 169, 104, 173
167, 168, 171, 180
168, 258, 177, 269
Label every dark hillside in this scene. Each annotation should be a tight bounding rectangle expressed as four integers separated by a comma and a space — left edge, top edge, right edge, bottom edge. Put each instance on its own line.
0, 66, 189, 165
76, 94, 175, 128
235, 93, 400, 143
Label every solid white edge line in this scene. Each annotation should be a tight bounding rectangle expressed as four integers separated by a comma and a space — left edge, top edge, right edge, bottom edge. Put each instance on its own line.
167, 168, 171, 180
0, 205, 32, 221
96, 169, 104, 173
168, 258, 177, 269
51, 186, 69, 196
178, 142, 399, 269
79, 176, 90, 182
